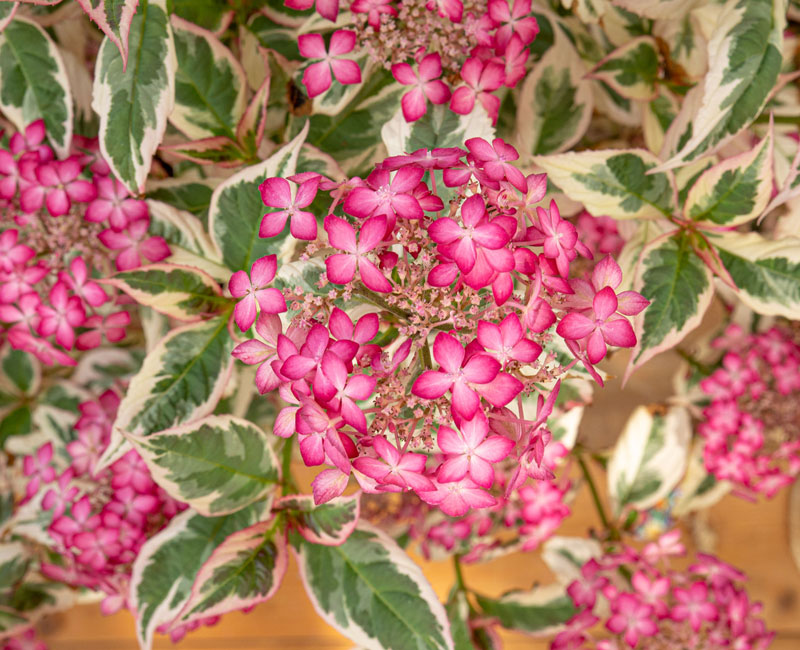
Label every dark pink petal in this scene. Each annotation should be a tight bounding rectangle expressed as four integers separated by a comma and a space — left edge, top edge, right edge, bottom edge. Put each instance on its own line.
462, 354, 500, 384
593, 286, 618, 321
260, 210, 290, 238
66, 180, 97, 202
324, 215, 357, 252
476, 372, 522, 407
556, 312, 595, 340
255, 287, 287, 314
438, 455, 470, 483
586, 329, 607, 365
601, 318, 636, 348
449, 86, 476, 114
437, 425, 465, 455
140, 237, 170, 263
234, 295, 257, 331
401, 87, 428, 122
289, 209, 318, 240
616, 291, 650, 316
433, 332, 465, 373
259, 177, 292, 208
357, 215, 388, 252
46, 188, 70, 216
412, 370, 452, 398
391, 62, 417, 85
359, 259, 392, 293
451, 381, 480, 418
325, 254, 357, 285
251, 255, 278, 285
229, 270, 250, 297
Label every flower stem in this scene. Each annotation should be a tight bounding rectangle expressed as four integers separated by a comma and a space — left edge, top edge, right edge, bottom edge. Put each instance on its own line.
280, 438, 297, 496
453, 554, 468, 592
577, 455, 618, 540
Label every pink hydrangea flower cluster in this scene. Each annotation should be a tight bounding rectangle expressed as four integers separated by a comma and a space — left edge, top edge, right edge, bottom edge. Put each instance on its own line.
555, 531, 774, 650
0, 121, 170, 367
20, 391, 187, 621
1, 628, 47, 650
698, 324, 800, 497
230, 138, 647, 516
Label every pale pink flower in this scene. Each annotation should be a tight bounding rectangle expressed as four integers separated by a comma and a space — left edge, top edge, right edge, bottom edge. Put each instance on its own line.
418, 475, 496, 516
98, 219, 170, 271
487, 0, 539, 50
436, 414, 514, 487
76, 311, 130, 350
344, 165, 425, 221
37, 282, 86, 350
58, 256, 108, 307
19, 157, 96, 216
606, 593, 658, 648
465, 137, 526, 192
476, 313, 542, 366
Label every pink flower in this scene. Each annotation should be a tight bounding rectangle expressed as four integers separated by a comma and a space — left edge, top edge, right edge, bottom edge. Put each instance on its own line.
563, 255, 649, 316
567, 559, 608, 609
85, 176, 148, 230
324, 214, 393, 292
391, 53, 451, 122
37, 283, 86, 350
418, 475, 496, 516
382, 147, 465, 171
0, 292, 41, 332
556, 287, 637, 364
352, 436, 435, 492
437, 414, 514, 487
0, 263, 47, 304
425, 0, 463, 22
476, 313, 542, 366
75, 311, 131, 350
494, 33, 529, 87
0, 149, 22, 199
487, 0, 539, 50
671, 582, 718, 632
232, 313, 284, 393
284, 0, 339, 21
259, 175, 320, 240
228, 254, 287, 331
344, 165, 424, 221
0, 229, 34, 272
299, 31, 361, 98
315, 351, 376, 433
280, 323, 330, 381
19, 157, 97, 216
22, 442, 56, 500
606, 593, 657, 648
7, 328, 75, 366
449, 59, 505, 124
465, 137, 526, 192
58, 256, 108, 307
351, 0, 397, 28
632, 571, 670, 619
98, 219, 170, 271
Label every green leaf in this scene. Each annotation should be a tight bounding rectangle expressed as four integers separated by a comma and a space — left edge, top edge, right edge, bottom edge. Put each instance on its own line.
169, 16, 247, 140
130, 503, 266, 650
444, 588, 473, 650
0, 347, 37, 395
624, 234, 714, 381
147, 179, 216, 220
92, 0, 176, 194
517, 33, 593, 155
685, 129, 773, 226
474, 585, 575, 635
381, 103, 494, 155
208, 122, 308, 271
611, 0, 696, 19
97, 316, 234, 470
0, 4, 19, 32
174, 520, 287, 625
275, 493, 359, 546
533, 149, 676, 219
0, 15, 72, 157
588, 36, 660, 101
716, 231, 800, 319
129, 415, 280, 516
173, 0, 233, 32
293, 522, 454, 650
658, 0, 786, 170
103, 263, 228, 321
76, 0, 139, 67
0, 405, 31, 444
607, 405, 691, 514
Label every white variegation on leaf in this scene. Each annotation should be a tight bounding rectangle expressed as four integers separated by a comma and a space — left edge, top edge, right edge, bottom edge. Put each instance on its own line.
673, 440, 731, 516
169, 16, 247, 141
542, 536, 602, 585
714, 231, 800, 320
92, 0, 176, 194
0, 15, 72, 157
643, 88, 679, 156
275, 493, 359, 546
607, 405, 691, 515
587, 36, 660, 101
656, 0, 786, 171
764, 131, 800, 214
653, 15, 708, 82
517, 33, 593, 155
533, 149, 677, 220
208, 121, 309, 271
293, 521, 454, 650
624, 234, 714, 383
474, 584, 576, 637
611, 0, 697, 19
76, 0, 139, 68
684, 128, 773, 227
128, 415, 279, 516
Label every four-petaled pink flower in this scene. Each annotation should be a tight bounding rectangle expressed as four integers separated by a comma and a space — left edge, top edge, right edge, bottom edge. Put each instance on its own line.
259, 175, 320, 240
450, 59, 505, 125
37, 283, 86, 350
476, 313, 542, 366
324, 214, 392, 292
85, 176, 148, 230
232, 313, 284, 393
316, 351, 377, 433
527, 200, 592, 277
391, 53, 451, 122
418, 475, 496, 516
344, 164, 424, 221
229, 254, 287, 332
488, 0, 539, 50
58, 256, 108, 307
76, 311, 131, 350
437, 414, 514, 487
299, 31, 362, 98
465, 137, 526, 192
605, 593, 658, 648
98, 219, 170, 271
19, 157, 96, 216
671, 582, 718, 632
352, 436, 435, 492
0, 229, 34, 272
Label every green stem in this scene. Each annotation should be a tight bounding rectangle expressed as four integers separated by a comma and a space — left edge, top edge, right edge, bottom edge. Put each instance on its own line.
280, 438, 297, 496
577, 455, 618, 540
453, 554, 467, 592
675, 348, 713, 376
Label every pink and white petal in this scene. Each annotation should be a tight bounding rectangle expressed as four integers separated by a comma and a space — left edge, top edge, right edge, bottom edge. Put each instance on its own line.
297, 33, 327, 59
511, 338, 542, 363
391, 62, 418, 86
591, 255, 623, 290
475, 372, 522, 407
401, 87, 428, 122
259, 177, 292, 208
462, 353, 500, 384
412, 370, 452, 399
425, 79, 451, 104
255, 362, 281, 394
601, 318, 636, 348
449, 86, 476, 115
586, 329, 608, 365
359, 259, 392, 293
302, 61, 333, 98
418, 53, 443, 81
289, 210, 318, 240
311, 468, 349, 506
294, 177, 320, 208
453, 237, 477, 273
472, 222, 509, 249
353, 312, 379, 342
66, 180, 97, 202
228, 270, 251, 297
556, 312, 595, 340
344, 374, 376, 400
433, 333, 465, 372
315, 0, 340, 20
341, 398, 368, 433
438, 456, 470, 483
324, 214, 357, 252
476, 435, 515, 463
234, 295, 258, 331
46, 188, 70, 216
233, 339, 271, 365
451, 381, 480, 419
329, 29, 356, 55
321, 350, 348, 389
140, 237, 170, 263
476, 320, 503, 351
390, 193, 424, 220
251, 254, 278, 285
467, 457, 495, 489
437, 425, 466, 455
616, 291, 650, 316
259, 210, 290, 238
299, 435, 325, 466
402, 470, 436, 493
255, 288, 287, 314
331, 59, 362, 85
357, 215, 388, 252
325, 254, 357, 284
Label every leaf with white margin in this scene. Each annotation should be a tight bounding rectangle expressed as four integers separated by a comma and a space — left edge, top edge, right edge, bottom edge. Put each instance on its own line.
0, 347, 39, 397
92, 0, 176, 194
656, 0, 786, 171
517, 33, 593, 155
293, 521, 454, 650
541, 536, 602, 585
382, 102, 494, 157
714, 231, 800, 319
103, 264, 228, 321
607, 405, 691, 515
128, 415, 279, 516
97, 315, 234, 470
169, 15, 247, 140
171, 519, 287, 627
274, 493, 359, 546
130, 502, 266, 650
611, 0, 697, 19
587, 36, 660, 101
684, 128, 773, 227
474, 584, 576, 636
0, 15, 72, 157
653, 14, 708, 82
209, 121, 308, 272
533, 149, 677, 220
624, 234, 714, 383
76, 0, 139, 68
673, 440, 730, 516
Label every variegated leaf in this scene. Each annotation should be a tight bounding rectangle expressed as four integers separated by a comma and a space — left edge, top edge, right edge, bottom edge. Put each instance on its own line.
624, 234, 714, 382
130, 503, 266, 650
173, 0, 233, 34
672, 440, 730, 516
128, 415, 279, 516
715, 231, 800, 319
587, 36, 660, 101
541, 536, 602, 584
611, 0, 697, 19
533, 149, 677, 219
0, 15, 72, 157
293, 521, 454, 650
517, 33, 593, 155
209, 122, 309, 272
642, 88, 679, 155
97, 316, 234, 470
657, 0, 786, 170
146, 178, 218, 219
684, 129, 773, 227
607, 405, 691, 515
653, 14, 708, 82
76, 0, 138, 67
92, 0, 176, 194
173, 520, 287, 626
275, 493, 359, 546
474, 584, 576, 636
169, 16, 247, 140
102, 264, 228, 321
0, 346, 39, 397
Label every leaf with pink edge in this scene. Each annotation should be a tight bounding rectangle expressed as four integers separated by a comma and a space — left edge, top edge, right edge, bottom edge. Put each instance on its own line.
76, 0, 139, 67
275, 493, 359, 546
